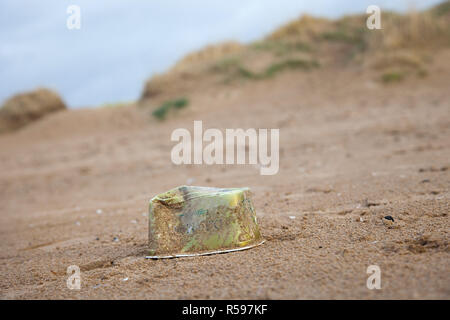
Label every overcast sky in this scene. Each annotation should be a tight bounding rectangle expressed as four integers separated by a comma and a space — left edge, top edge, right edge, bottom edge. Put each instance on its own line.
0, 0, 443, 108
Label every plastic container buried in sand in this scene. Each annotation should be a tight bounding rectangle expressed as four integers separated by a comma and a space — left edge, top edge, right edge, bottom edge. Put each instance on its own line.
146, 186, 264, 259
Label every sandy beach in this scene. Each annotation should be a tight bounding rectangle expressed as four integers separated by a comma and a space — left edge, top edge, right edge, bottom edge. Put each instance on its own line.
1, 45, 449, 299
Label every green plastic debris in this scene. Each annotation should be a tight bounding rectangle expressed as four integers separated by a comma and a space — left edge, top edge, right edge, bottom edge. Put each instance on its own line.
146, 186, 264, 259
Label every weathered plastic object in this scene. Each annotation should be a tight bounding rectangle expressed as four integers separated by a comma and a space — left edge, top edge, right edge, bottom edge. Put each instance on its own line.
146, 186, 264, 259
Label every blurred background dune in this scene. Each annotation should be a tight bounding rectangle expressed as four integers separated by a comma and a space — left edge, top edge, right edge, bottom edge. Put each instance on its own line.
0, 0, 446, 109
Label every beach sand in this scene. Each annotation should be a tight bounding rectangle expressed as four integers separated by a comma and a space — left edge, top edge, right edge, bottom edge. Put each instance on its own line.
0, 50, 449, 299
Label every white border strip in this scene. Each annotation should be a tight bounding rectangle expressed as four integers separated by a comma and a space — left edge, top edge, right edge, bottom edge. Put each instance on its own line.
145, 240, 265, 260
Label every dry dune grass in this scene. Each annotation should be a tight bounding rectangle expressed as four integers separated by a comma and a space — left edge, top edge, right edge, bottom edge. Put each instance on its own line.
0, 88, 66, 133
378, 7, 450, 50
141, 42, 244, 103
267, 15, 333, 42
171, 41, 244, 72
366, 7, 450, 81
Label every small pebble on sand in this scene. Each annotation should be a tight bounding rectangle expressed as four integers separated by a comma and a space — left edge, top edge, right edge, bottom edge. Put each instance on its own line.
382, 215, 395, 227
